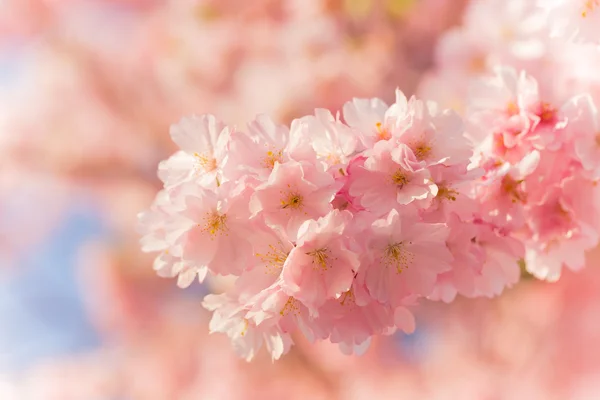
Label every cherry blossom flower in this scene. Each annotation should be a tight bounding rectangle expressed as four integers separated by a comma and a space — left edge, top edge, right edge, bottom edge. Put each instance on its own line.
250, 160, 340, 240
361, 209, 453, 306
281, 210, 359, 313
347, 141, 438, 213
158, 115, 230, 189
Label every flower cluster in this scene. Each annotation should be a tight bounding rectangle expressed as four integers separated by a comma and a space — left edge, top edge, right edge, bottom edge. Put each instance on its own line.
139, 90, 528, 360
139, 0, 600, 362
468, 66, 600, 281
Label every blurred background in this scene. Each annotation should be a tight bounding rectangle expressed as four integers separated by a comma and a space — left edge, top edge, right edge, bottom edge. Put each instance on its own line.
2, 0, 600, 399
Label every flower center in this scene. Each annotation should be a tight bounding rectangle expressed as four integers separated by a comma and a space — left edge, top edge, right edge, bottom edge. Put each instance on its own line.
595, 133, 600, 147
412, 141, 432, 161
280, 296, 301, 316
199, 212, 228, 237
502, 176, 526, 203
281, 192, 304, 210
375, 122, 391, 141
582, 0, 599, 17
256, 243, 289, 274
263, 149, 283, 169
391, 169, 410, 188
307, 248, 332, 271
383, 242, 414, 274
436, 185, 458, 202
193, 152, 217, 172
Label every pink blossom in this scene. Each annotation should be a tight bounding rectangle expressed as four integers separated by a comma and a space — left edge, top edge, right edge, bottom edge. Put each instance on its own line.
245, 279, 323, 344
158, 115, 230, 188
399, 97, 473, 166
525, 177, 600, 281
467, 67, 539, 149
250, 160, 340, 240
476, 150, 541, 230
362, 209, 453, 306
222, 114, 290, 181
342, 89, 409, 149
203, 293, 293, 361
347, 141, 438, 213
423, 164, 482, 221
281, 210, 359, 313
295, 109, 358, 172
176, 180, 256, 279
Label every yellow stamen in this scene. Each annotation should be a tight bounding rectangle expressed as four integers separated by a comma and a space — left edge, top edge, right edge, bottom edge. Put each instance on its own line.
392, 169, 410, 188
436, 185, 459, 202
383, 242, 414, 274
412, 141, 432, 161
280, 297, 301, 316
307, 248, 333, 271
256, 243, 289, 275
199, 212, 228, 237
193, 152, 217, 172
280, 193, 304, 210
375, 122, 392, 141
263, 149, 283, 169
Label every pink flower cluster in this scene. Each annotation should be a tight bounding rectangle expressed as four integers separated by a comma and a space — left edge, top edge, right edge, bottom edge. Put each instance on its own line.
139, 90, 527, 360
468, 66, 600, 282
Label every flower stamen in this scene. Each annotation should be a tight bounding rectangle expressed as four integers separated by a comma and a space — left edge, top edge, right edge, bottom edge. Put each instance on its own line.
280, 297, 301, 316
193, 152, 217, 172
199, 212, 228, 237
391, 169, 410, 188
281, 193, 304, 210
263, 149, 283, 169
256, 243, 289, 274
307, 248, 332, 271
383, 242, 414, 274
375, 122, 392, 141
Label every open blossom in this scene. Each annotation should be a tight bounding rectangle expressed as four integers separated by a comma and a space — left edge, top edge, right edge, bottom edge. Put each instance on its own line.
399, 97, 473, 166
467, 67, 539, 149
476, 150, 541, 230
203, 293, 293, 361
525, 177, 600, 281
361, 209, 453, 306
222, 114, 291, 181
158, 115, 230, 188
312, 282, 401, 356
179, 180, 257, 277
342, 89, 409, 149
281, 210, 359, 313
347, 141, 438, 213
250, 160, 340, 240
295, 109, 358, 172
